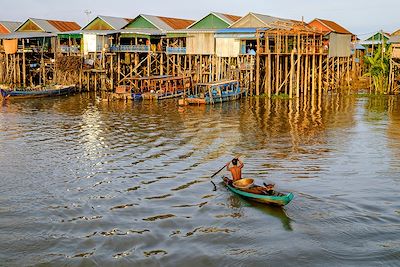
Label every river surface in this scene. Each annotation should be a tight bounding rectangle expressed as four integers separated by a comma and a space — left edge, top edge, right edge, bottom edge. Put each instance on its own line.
0, 93, 399, 267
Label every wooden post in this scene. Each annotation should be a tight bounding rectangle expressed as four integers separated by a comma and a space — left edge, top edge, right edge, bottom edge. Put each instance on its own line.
304, 55, 308, 97
346, 56, 350, 87
160, 53, 164, 76
331, 56, 335, 88
22, 39, 26, 87
284, 55, 288, 95
200, 55, 203, 82
117, 53, 121, 85
13, 55, 17, 85
336, 57, 340, 87
87, 71, 90, 91
255, 31, 260, 95
318, 54, 322, 95
289, 50, 294, 98
296, 54, 301, 97
275, 54, 280, 95
94, 73, 97, 92
110, 54, 114, 91
312, 54, 316, 96
147, 53, 151, 76
326, 57, 330, 90
17, 54, 20, 86
266, 54, 270, 97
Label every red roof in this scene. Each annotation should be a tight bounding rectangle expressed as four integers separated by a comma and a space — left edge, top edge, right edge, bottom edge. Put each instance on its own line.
47, 20, 80, 32
157, 16, 195, 30
309, 18, 352, 35
222, 13, 241, 23
0, 24, 10, 34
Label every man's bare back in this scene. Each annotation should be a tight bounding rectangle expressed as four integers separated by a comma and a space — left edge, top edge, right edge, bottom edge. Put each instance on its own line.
226, 158, 244, 181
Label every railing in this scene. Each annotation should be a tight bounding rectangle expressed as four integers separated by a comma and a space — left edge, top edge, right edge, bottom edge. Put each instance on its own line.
60, 45, 81, 53
166, 47, 186, 54
96, 45, 110, 52
16, 46, 51, 53
110, 45, 150, 53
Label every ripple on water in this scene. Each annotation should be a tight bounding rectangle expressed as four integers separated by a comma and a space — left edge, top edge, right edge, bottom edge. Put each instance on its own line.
2, 94, 400, 266
143, 214, 176, 222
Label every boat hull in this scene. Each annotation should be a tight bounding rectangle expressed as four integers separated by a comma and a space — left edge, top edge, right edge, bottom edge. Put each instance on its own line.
0, 86, 75, 99
223, 177, 294, 206
140, 91, 184, 100
181, 88, 244, 106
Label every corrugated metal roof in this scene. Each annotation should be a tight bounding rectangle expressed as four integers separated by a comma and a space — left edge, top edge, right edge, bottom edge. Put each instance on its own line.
167, 29, 216, 34
212, 12, 241, 25
47, 20, 80, 32
358, 40, 385, 45
62, 29, 119, 35
356, 44, 366, 50
17, 18, 80, 33
0, 21, 21, 33
252, 13, 291, 25
216, 28, 259, 34
392, 29, 400, 36
389, 35, 400, 44
140, 14, 194, 30
0, 31, 56, 39
310, 18, 352, 35
230, 12, 297, 29
120, 28, 164, 35
158, 16, 194, 30
85, 15, 132, 30
0, 24, 8, 34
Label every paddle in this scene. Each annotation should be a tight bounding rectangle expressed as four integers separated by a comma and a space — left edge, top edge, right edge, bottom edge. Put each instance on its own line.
210, 156, 239, 191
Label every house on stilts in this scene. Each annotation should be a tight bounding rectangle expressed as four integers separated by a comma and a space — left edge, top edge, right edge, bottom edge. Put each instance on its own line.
0, 18, 80, 87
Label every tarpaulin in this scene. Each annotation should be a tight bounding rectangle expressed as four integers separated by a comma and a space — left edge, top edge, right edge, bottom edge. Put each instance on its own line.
329, 33, 351, 58
4, 39, 18, 54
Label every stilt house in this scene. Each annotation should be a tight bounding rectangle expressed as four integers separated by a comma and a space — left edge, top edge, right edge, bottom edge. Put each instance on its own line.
117, 14, 194, 53
165, 12, 241, 55
215, 12, 297, 57
308, 18, 353, 57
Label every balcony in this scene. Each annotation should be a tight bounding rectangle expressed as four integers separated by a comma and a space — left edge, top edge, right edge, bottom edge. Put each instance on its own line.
166, 47, 186, 54
110, 45, 150, 53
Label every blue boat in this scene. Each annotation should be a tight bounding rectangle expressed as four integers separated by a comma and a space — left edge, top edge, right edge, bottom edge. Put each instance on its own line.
179, 80, 244, 105
222, 177, 294, 206
0, 85, 75, 99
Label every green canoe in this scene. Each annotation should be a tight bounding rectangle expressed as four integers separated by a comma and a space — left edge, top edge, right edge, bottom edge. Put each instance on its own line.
222, 177, 294, 206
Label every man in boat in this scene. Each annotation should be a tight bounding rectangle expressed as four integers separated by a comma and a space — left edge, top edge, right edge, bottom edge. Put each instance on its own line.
226, 158, 244, 181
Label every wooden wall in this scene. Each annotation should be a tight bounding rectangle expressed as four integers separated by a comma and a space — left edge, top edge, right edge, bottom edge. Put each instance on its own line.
186, 33, 214, 55
216, 38, 240, 57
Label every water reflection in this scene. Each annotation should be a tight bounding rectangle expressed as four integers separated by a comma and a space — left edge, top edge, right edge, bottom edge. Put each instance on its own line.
1, 93, 400, 266
225, 192, 293, 231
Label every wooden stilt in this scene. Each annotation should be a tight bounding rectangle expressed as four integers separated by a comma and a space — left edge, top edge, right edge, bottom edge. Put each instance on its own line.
289, 50, 294, 98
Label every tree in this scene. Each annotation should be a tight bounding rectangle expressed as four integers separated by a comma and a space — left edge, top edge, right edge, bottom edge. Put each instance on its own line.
363, 44, 391, 94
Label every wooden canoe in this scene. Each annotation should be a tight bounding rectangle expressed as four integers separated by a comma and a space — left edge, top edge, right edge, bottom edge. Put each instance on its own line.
222, 177, 294, 206
0, 85, 75, 99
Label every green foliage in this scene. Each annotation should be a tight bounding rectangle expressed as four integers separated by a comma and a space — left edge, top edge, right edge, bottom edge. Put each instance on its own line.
363, 44, 391, 94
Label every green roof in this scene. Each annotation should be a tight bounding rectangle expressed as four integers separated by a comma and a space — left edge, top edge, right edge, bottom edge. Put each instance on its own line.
124, 16, 157, 29
189, 13, 230, 29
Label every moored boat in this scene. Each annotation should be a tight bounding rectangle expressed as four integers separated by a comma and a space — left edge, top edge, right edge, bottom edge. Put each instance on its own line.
118, 75, 192, 101
222, 177, 294, 206
179, 80, 244, 106
0, 85, 76, 99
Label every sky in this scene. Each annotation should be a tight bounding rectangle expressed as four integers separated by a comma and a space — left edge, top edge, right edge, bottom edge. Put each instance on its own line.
1, 0, 399, 39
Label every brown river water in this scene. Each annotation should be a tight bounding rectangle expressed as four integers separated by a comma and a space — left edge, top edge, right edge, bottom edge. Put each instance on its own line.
0, 93, 399, 266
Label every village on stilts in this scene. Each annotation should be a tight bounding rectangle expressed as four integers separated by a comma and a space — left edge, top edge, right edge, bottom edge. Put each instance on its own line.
0, 11, 399, 100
